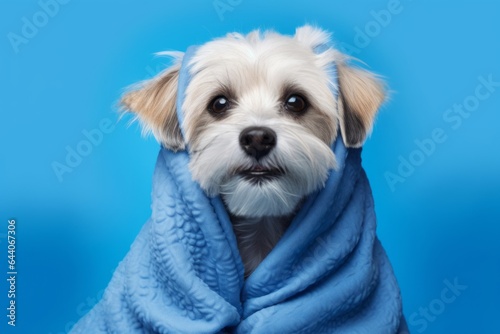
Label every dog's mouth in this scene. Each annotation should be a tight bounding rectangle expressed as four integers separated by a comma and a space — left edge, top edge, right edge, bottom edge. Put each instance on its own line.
236, 165, 285, 183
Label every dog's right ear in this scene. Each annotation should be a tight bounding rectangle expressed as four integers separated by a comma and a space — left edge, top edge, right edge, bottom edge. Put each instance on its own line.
120, 62, 185, 151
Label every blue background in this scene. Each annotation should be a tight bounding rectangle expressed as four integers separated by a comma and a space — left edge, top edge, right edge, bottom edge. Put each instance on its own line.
1, 0, 499, 333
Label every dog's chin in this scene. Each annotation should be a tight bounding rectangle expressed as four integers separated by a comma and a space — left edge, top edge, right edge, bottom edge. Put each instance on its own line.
220, 174, 306, 218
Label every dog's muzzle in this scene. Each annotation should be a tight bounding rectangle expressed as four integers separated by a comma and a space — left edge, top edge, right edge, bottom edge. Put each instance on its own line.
237, 126, 283, 183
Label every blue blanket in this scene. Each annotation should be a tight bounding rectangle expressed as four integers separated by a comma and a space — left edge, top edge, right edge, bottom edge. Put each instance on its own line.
71, 44, 408, 334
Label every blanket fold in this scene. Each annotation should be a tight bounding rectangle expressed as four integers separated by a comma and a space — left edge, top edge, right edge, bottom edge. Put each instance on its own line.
71, 43, 408, 334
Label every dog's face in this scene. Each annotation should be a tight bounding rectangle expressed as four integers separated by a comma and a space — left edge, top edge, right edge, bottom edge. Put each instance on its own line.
121, 26, 385, 218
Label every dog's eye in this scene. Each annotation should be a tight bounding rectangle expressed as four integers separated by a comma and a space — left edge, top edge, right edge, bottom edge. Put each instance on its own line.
285, 94, 308, 113
209, 96, 230, 114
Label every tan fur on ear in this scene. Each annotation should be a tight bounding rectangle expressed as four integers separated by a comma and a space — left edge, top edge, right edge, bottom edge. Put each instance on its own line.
120, 63, 185, 151
337, 63, 386, 147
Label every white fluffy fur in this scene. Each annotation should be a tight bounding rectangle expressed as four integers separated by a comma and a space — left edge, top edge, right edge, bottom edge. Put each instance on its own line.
183, 26, 340, 217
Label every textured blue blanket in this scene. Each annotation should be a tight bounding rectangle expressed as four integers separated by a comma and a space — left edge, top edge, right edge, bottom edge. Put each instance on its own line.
71, 44, 408, 334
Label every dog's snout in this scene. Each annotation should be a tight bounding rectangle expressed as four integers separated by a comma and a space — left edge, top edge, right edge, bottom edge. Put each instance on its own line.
239, 126, 277, 160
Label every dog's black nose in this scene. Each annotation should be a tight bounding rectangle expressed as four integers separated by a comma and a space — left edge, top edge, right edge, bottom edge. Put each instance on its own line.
239, 126, 277, 160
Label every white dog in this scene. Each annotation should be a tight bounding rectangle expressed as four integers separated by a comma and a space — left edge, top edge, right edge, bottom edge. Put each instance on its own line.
121, 25, 385, 277
70, 26, 409, 334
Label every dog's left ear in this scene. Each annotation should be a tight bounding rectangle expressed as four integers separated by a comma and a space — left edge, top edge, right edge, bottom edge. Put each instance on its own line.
337, 63, 386, 147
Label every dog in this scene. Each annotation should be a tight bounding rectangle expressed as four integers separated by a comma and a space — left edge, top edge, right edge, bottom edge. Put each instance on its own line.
70, 25, 409, 334
121, 25, 385, 278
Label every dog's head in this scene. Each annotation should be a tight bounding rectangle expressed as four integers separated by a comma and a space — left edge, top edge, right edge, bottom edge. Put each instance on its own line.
121, 26, 385, 218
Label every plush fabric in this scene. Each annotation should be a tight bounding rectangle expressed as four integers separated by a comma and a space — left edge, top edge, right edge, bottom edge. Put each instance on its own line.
71, 44, 408, 334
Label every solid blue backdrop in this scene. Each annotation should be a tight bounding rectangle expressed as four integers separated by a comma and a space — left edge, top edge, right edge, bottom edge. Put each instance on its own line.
1, 0, 499, 333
